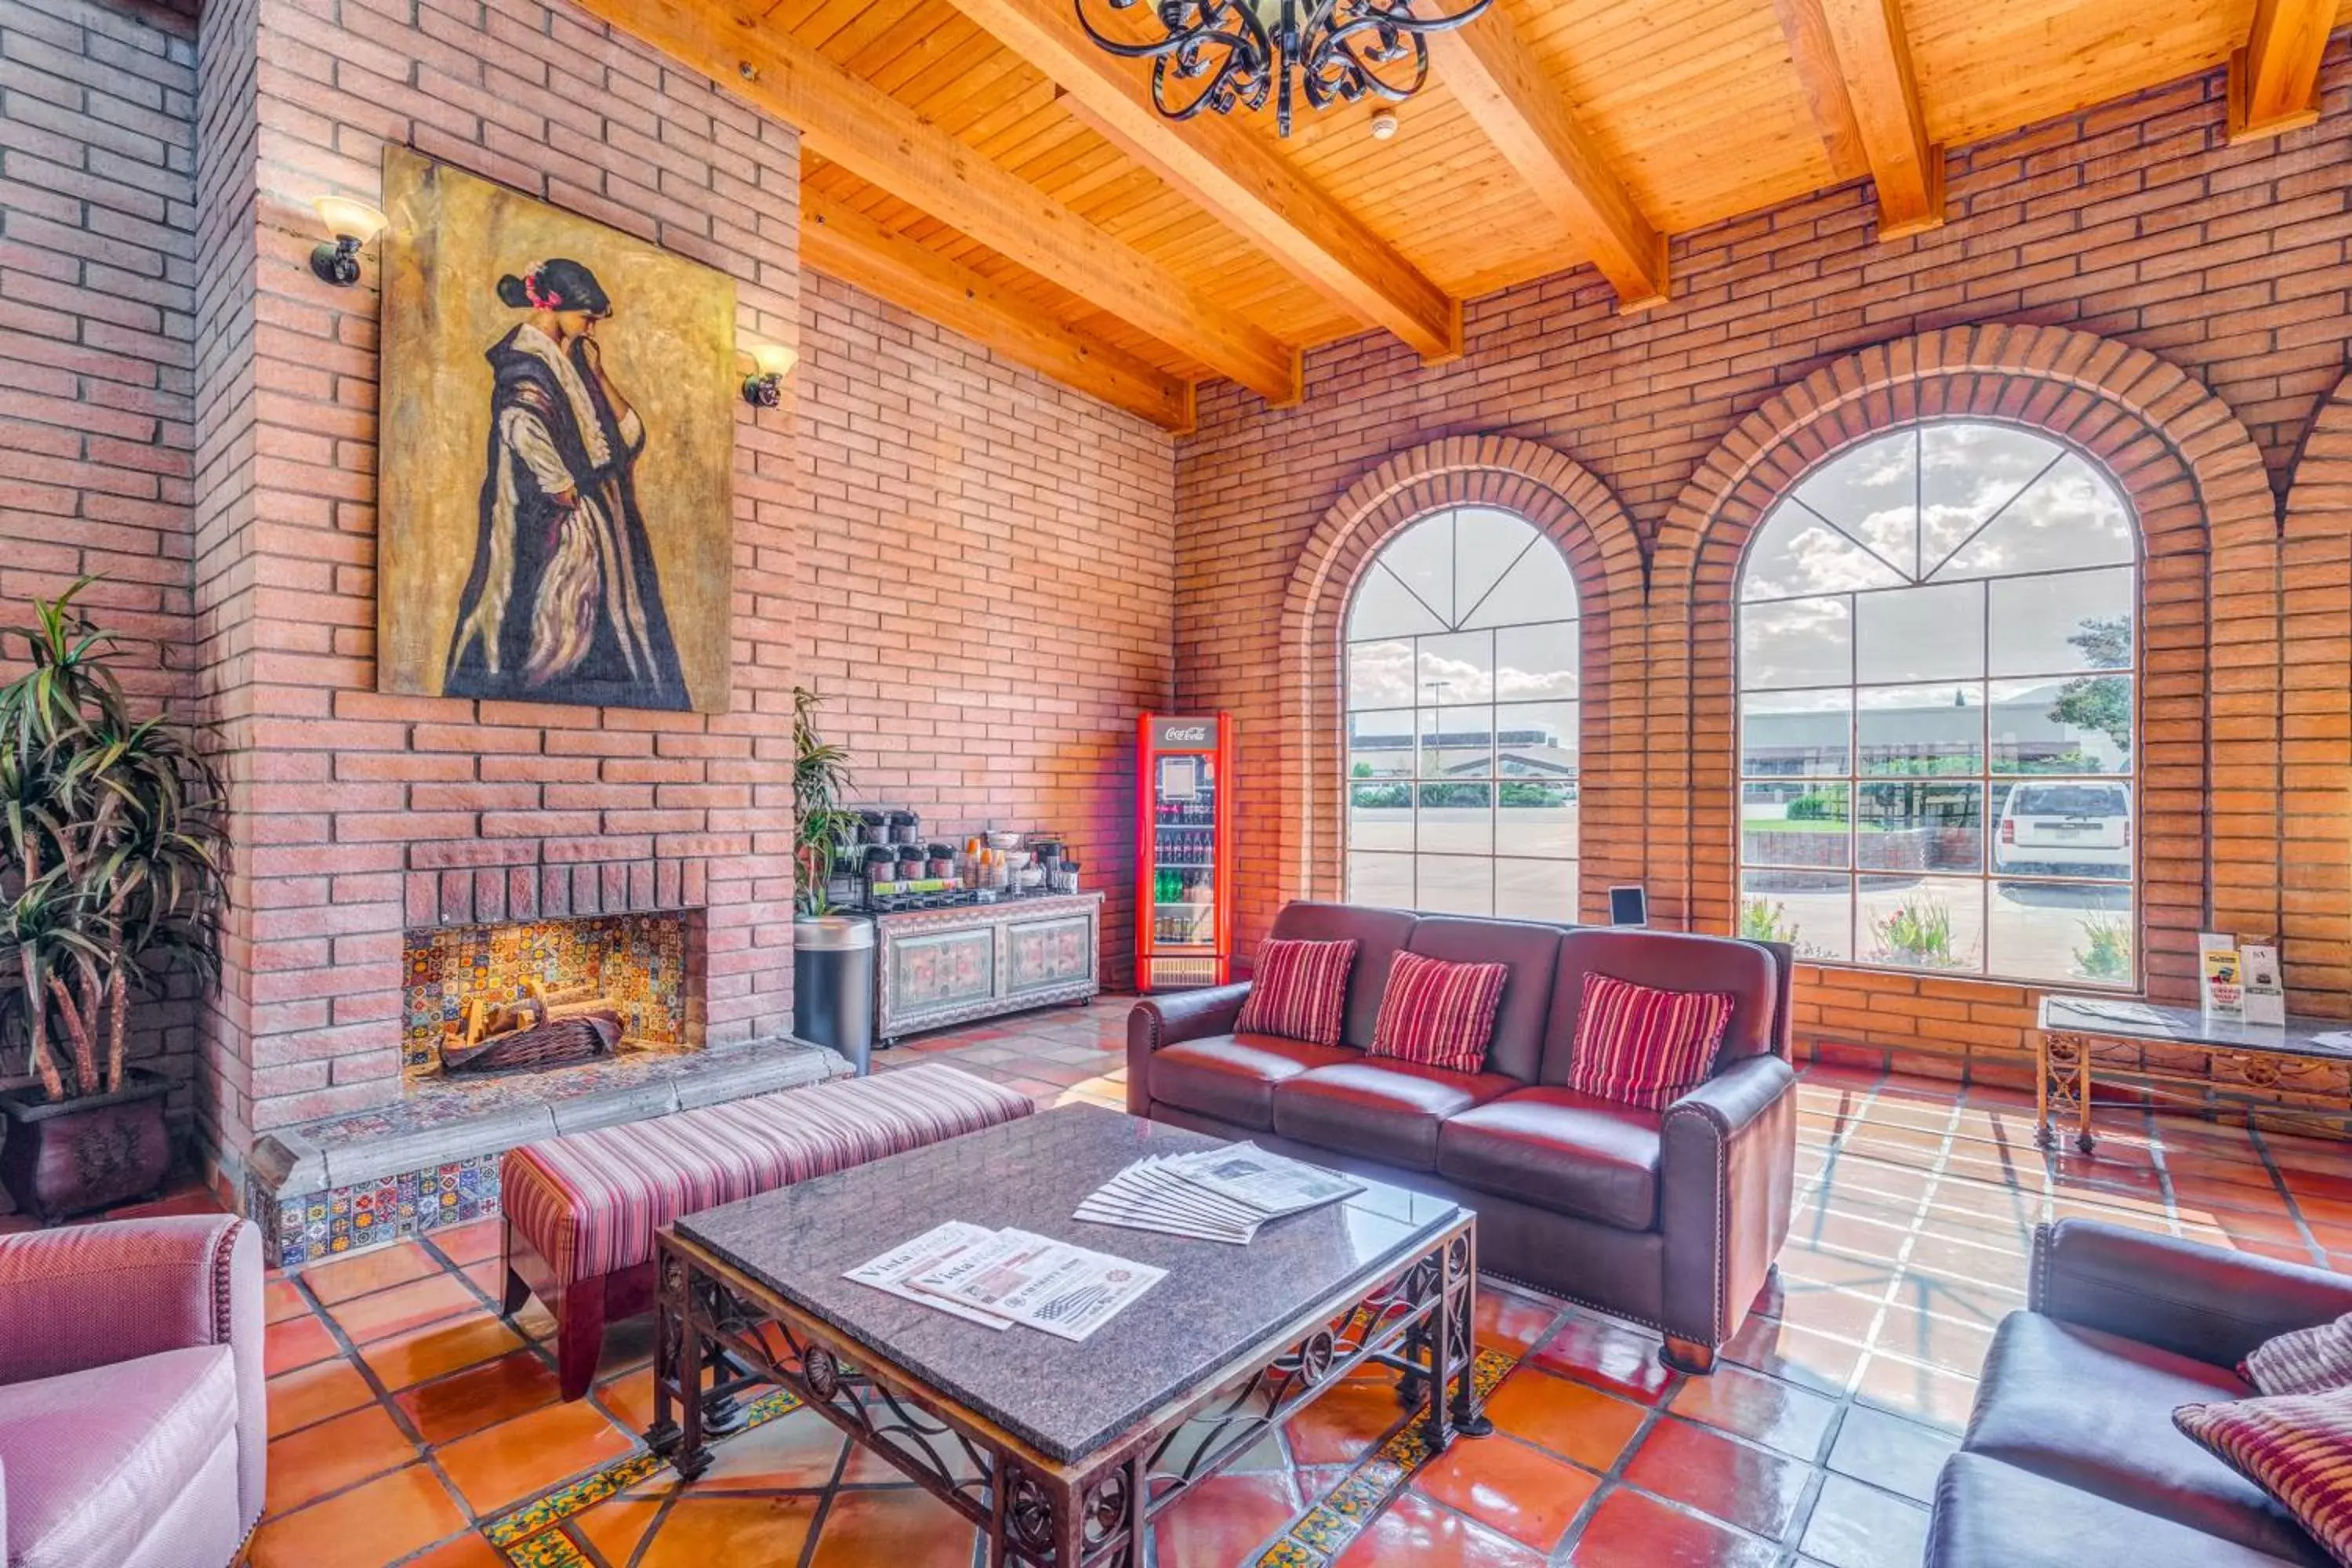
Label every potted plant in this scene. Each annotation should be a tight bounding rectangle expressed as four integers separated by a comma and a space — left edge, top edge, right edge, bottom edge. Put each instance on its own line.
0, 582, 226, 1220
789, 687, 874, 1070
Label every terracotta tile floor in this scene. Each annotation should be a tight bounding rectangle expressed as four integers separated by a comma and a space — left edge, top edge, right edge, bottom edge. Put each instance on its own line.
85, 995, 2352, 1565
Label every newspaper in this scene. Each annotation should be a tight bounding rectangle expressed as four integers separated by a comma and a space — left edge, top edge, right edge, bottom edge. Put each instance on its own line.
1169, 1144, 1361, 1217
1073, 1143, 1363, 1243
902, 1228, 1165, 1342
843, 1221, 1014, 1328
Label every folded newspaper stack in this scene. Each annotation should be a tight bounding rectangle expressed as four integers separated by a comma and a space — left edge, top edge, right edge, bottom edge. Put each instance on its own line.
1073, 1142, 1363, 1244
845, 1221, 1165, 1342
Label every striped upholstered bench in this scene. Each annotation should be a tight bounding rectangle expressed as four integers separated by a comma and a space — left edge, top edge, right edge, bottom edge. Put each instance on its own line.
500, 1062, 1034, 1398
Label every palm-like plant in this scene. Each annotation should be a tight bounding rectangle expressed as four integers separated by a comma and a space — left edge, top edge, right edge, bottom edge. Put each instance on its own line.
792, 686, 858, 917
0, 582, 225, 1101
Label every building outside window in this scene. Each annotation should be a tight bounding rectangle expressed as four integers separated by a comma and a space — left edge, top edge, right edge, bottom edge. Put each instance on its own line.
1736, 421, 2139, 986
1343, 508, 1580, 920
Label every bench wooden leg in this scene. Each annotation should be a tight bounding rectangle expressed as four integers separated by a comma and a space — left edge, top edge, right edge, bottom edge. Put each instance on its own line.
557, 1274, 607, 1402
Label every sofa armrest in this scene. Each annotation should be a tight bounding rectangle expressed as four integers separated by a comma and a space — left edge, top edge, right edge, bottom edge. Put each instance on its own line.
1126, 985, 1251, 1115
2031, 1218, 2352, 1368
1659, 1054, 1798, 1348
0, 1214, 265, 1528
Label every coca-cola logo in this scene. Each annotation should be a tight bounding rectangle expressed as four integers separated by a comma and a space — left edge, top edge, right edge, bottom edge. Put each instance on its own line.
1163, 725, 1209, 743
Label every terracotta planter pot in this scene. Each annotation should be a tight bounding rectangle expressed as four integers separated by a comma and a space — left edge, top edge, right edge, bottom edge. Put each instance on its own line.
0, 1067, 172, 1223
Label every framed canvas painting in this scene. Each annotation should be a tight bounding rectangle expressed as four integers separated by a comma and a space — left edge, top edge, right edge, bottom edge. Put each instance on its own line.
376, 146, 736, 714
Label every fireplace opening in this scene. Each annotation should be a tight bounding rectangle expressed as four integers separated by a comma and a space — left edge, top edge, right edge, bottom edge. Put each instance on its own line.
401, 911, 705, 1080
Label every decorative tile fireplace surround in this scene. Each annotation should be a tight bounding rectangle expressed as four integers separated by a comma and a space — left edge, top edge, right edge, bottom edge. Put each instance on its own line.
399, 912, 706, 1076
245, 906, 843, 1269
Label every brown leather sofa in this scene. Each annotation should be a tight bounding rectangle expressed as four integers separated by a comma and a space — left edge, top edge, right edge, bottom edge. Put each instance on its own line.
1928, 1219, 2351, 1567
1127, 901, 1798, 1372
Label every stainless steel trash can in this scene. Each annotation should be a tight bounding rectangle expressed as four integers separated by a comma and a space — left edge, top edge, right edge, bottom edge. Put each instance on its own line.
793, 914, 876, 1074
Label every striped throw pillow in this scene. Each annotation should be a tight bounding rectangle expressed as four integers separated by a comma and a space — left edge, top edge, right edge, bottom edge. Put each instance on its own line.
1368, 950, 1509, 1073
2176, 1387, 2352, 1567
2245, 1314, 2352, 1397
1236, 938, 1360, 1046
1566, 971, 1736, 1110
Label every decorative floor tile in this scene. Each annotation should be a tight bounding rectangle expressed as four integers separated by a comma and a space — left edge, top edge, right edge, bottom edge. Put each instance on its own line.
146, 1004, 2344, 1566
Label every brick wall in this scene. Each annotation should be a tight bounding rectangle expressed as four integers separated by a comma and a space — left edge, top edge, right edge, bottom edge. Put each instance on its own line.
188, 0, 804, 1164
1177, 49, 2352, 1087
792, 270, 1176, 989
1, 0, 201, 1091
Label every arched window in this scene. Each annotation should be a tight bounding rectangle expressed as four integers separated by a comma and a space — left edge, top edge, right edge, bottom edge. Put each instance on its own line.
1344, 508, 1580, 920
1737, 422, 2138, 985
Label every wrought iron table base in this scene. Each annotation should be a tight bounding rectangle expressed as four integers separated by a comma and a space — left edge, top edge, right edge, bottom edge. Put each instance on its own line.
646, 1221, 1483, 1568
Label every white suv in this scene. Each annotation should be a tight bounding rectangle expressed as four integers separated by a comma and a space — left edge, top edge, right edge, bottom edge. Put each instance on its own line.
1993, 782, 2131, 875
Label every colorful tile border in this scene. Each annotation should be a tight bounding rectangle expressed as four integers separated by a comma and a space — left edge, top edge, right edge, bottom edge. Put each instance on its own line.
480, 1389, 805, 1566
1251, 1345, 1519, 1568
253, 1153, 503, 1270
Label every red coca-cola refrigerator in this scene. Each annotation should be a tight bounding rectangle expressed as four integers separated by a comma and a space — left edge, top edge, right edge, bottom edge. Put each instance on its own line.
1135, 712, 1234, 991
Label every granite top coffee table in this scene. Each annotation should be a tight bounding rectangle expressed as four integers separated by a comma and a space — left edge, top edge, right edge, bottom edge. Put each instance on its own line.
646, 1103, 1484, 1568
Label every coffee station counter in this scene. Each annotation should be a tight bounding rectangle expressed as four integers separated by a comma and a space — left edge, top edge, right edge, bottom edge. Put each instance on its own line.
872, 889, 1103, 1046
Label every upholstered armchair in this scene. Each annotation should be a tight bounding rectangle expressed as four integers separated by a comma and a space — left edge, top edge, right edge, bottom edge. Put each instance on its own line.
0, 1214, 266, 1568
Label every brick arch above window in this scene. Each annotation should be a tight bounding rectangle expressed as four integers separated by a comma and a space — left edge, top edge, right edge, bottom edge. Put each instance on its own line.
1648, 324, 2278, 1011
2278, 365, 2352, 1012
1266, 435, 1646, 949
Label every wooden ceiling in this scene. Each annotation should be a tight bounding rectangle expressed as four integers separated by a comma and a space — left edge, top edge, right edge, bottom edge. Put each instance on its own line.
579, 0, 2342, 429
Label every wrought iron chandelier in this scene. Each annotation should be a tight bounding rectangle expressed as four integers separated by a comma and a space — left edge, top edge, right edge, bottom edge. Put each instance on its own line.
1076, 0, 1495, 137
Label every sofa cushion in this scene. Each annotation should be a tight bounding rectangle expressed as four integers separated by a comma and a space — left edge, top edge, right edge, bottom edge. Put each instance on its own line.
1565, 971, 1735, 1110
1436, 1086, 1663, 1230
0, 1344, 242, 1568
1965, 1313, 2332, 1566
2245, 1312, 2352, 1397
1928, 1453, 2307, 1568
1269, 902, 1418, 1051
1236, 938, 1359, 1046
1399, 917, 1562, 1080
1370, 952, 1510, 1073
1272, 1058, 1519, 1171
2176, 1387, 2352, 1568
1540, 928, 1781, 1083
1149, 1033, 1359, 1130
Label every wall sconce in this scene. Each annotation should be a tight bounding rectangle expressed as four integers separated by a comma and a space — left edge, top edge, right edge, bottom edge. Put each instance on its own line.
742, 343, 797, 407
310, 196, 388, 286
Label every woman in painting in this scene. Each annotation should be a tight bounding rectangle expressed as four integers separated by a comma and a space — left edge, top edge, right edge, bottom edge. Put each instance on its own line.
444, 258, 691, 710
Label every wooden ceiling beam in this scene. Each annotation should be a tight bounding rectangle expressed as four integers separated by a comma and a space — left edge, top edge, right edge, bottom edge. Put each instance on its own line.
1428, 5, 1668, 313
944, 0, 1462, 362
571, 0, 1303, 405
2228, 0, 2332, 142
801, 191, 1196, 431
1769, 0, 1871, 182
1798, 0, 1944, 238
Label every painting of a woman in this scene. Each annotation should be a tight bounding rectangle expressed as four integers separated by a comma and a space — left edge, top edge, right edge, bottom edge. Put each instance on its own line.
442, 259, 691, 711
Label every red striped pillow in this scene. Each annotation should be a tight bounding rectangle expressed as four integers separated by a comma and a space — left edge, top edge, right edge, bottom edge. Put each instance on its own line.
1566, 971, 1736, 1110
1236, 938, 1359, 1047
1369, 951, 1509, 1073
2244, 1313, 2352, 1398
2175, 1387, 2352, 1566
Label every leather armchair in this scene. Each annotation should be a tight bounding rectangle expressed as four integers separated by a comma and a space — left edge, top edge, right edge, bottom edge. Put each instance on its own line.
0, 1214, 266, 1568
1926, 1219, 2351, 1567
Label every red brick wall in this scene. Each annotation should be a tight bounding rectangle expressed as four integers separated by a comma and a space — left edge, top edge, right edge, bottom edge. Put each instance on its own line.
0, 0, 201, 1095
187, 0, 804, 1162
793, 270, 1175, 989
1177, 51, 2352, 1084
